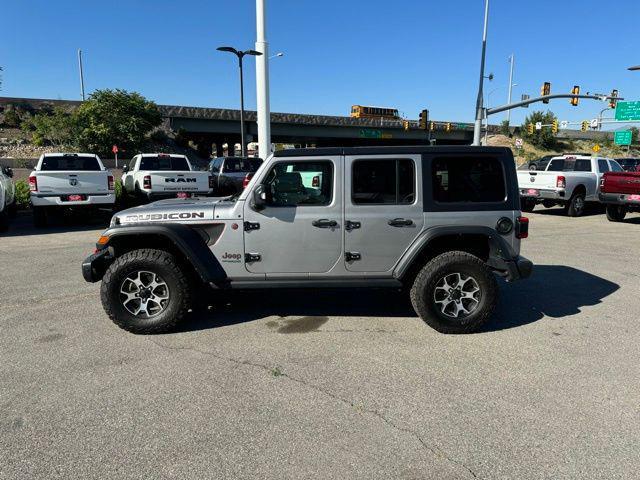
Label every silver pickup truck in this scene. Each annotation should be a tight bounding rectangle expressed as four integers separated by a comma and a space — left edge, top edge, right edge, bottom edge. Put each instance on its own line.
517, 155, 624, 216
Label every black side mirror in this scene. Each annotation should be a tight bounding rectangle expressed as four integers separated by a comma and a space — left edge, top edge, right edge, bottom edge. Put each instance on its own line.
253, 184, 267, 210
4, 167, 13, 178
122, 165, 129, 173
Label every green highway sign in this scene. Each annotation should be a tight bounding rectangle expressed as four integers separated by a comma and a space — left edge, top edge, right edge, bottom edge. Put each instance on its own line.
615, 101, 640, 121
359, 129, 382, 139
614, 130, 633, 146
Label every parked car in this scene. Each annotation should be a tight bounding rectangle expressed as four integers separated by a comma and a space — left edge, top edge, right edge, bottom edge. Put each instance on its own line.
208, 157, 262, 196
122, 153, 213, 201
527, 155, 555, 171
518, 155, 623, 216
615, 158, 640, 172
0, 164, 17, 232
598, 170, 640, 221
29, 153, 115, 227
83, 146, 532, 335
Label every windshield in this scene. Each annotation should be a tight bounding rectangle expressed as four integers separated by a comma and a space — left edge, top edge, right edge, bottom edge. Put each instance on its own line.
140, 156, 190, 171
40, 155, 101, 171
224, 158, 262, 173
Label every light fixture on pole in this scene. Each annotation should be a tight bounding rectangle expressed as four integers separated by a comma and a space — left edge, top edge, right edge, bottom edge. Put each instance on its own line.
217, 46, 262, 157
269, 52, 284, 60
627, 65, 640, 71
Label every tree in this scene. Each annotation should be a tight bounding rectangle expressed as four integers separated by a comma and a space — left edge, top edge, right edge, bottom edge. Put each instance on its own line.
629, 126, 639, 144
22, 107, 77, 147
521, 110, 558, 149
500, 120, 511, 136
74, 89, 162, 156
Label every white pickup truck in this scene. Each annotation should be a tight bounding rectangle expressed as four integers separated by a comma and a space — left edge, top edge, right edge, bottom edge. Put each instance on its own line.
29, 153, 115, 227
122, 154, 213, 202
0, 164, 17, 232
518, 155, 624, 216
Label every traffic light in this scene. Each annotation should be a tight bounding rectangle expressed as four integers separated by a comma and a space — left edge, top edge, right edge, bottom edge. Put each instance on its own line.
526, 123, 534, 134
418, 109, 429, 130
551, 119, 558, 134
609, 89, 619, 109
445, 122, 452, 132
541, 82, 551, 103
581, 121, 589, 132
403, 120, 410, 131
570, 85, 580, 106
429, 121, 435, 132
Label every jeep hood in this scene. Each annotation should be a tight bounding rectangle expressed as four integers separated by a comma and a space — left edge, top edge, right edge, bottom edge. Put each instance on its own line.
111, 196, 237, 226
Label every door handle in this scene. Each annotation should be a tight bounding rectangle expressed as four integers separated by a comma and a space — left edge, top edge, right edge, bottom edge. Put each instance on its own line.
312, 219, 338, 228
388, 218, 414, 227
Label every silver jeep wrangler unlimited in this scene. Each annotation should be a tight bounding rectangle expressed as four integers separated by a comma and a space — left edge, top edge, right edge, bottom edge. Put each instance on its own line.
83, 146, 532, 334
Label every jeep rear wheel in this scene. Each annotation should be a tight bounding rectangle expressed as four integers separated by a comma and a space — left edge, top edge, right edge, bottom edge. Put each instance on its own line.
100, 249, 192, 334
410, 251, 498, 334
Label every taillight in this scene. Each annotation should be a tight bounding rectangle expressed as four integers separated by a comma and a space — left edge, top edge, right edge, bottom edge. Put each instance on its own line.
108, 175, 114, 190
556, 175, 566, 189
312, 175, 320, 187
208, 176, 214, 189
599, 177, 605, 192
516, 216, 529, 239
243, 173, 254, 189
143, 175, 152, 189
29, 175, 38, 192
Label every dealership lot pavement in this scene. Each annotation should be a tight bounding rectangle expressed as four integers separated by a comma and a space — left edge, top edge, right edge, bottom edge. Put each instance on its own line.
1, 208, 639, 480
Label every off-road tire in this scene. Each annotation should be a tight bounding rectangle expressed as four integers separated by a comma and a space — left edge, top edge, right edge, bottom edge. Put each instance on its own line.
100, 249, 192, 334
566, 191, 586, 217
410, 251, 498, 334
606, 204, 627, 222
521, 198, 536, 213
33, 207, 47, 228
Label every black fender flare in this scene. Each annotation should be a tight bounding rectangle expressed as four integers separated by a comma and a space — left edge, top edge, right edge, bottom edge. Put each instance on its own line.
98, 223, 227, 284
393, 225, 517, 279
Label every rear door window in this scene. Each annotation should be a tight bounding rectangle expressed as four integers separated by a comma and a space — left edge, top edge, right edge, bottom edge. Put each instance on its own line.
610, 161, 623, 172
40, 155, 101, 171
431, 156, 505, 203
547, 159, 565, 171
598, 160, 610, 173
352, 159, 415, 204
574, 159, 592, 172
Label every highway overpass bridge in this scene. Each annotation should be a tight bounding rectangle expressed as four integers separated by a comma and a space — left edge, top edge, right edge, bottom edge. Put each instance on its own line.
0, 97, 611, 157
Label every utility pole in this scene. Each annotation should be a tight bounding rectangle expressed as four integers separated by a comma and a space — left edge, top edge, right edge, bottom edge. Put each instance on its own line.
473, 0, 490, 146
77, 49, 85, 101
506, 53, 515, 125
255, 0, 271, 160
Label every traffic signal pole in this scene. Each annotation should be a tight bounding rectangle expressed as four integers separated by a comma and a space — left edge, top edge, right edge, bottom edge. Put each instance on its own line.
485, 93, 622, 116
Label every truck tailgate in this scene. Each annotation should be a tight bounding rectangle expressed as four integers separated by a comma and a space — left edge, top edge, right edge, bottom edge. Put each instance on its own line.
517, 171, 559, 191
35, 171, 110, 195
150, 171, 210, 193
602, 172, 640, 195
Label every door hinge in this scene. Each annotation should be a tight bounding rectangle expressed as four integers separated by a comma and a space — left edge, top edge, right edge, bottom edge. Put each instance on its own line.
245, 253, 262, 263
244, 221, 260, 231
345, 220, 361, 231
345, 252, 361, 262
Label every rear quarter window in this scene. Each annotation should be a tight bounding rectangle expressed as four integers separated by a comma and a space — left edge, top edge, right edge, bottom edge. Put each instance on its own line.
431, 156, 506, 203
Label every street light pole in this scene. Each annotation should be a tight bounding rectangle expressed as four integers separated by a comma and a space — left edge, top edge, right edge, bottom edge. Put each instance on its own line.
217, 46, 262, 157
256, 0, 271, 160
77, 49, 85, 101
506, 53, 515, 125
473, 0, 490, 146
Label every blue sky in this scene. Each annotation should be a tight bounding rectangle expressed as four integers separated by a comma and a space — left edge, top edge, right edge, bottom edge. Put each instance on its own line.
1, 0, 639, 127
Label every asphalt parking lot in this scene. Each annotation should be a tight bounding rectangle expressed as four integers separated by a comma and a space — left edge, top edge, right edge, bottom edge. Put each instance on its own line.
1, 207, 639, 480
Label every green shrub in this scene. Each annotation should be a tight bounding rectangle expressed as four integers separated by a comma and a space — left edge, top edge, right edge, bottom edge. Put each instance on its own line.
14, 180, 31, 208
114, 179, 123, 202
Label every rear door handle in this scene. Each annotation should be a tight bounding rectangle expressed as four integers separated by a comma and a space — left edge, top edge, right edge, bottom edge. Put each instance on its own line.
388, 218, 414, 227
312, 219, 338, 228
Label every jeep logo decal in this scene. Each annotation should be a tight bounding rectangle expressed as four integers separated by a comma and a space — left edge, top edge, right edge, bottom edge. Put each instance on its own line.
165, 178, 197, 183
221, 252, 242, 263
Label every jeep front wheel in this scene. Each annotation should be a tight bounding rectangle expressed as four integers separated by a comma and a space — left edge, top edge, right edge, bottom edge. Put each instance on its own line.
410, 251, 498, 334
100, 249, 192, 334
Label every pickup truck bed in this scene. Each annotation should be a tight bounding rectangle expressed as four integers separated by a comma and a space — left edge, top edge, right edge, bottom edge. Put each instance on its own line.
599, 171, 640, 221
